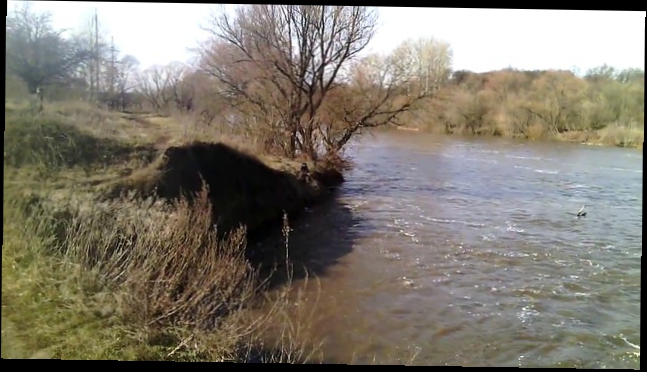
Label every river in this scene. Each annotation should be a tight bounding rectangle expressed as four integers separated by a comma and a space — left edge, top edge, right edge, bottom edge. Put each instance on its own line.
265, 131, 642, 367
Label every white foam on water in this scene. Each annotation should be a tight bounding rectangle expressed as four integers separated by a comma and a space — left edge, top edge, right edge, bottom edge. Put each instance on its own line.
516, 304, 540, 323
383, 251, 402, 261
436, 153, 499, 164
400, 230, 416, 237
619, 335, 640, 357
399, 276, 415, 288
620, 335, 640, 350
481, 234, 497, 241
420, 215, 486, 228
534, 169, 559, 175
506, 155, 550, 161
608, 167, 642, 174
513, 165, 560, 175
503, 221, 525, 233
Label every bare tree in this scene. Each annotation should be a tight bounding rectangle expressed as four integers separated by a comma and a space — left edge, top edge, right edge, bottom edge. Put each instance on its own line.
524, 70, 586, 133
6, 3, 96, 111
182, 70, 228, 126
316, 45, 437, 155
196, 5, 444, 160
376, 36, 454, 131
166, 63, 196, 112
392, 37, 453, 95
197, 5, 382, 159
136, 64, 183, 112
110, 55, 141, 111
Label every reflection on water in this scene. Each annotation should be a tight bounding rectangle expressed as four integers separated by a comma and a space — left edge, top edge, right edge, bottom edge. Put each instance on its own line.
269, 132, 642, 367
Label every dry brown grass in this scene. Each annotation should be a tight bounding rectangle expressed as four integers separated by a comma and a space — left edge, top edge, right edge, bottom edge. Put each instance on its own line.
2, 102, 335, 362
596, 123, 645, 148
3, 175, 326, 361
13, 101, 259, 155
554, 124, 644, 149
555, 130, 599, 144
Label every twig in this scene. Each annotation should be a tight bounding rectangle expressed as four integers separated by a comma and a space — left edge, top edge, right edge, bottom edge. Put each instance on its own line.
166, 334, 195, 358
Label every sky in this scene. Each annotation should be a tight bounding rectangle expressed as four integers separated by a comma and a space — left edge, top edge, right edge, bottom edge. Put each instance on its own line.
10, 1, 646, 74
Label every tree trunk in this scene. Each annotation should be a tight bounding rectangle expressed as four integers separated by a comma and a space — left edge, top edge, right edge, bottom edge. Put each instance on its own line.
35, 86, 44, 113
287, 129, 297, 158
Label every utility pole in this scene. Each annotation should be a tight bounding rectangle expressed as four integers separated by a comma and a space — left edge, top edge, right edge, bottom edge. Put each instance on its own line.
88, 15, 95, 100
95, 8, 101, 97
109, 36, 117, 95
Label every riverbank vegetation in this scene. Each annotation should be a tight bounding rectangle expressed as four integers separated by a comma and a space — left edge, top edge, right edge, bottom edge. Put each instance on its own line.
3, 3, 642, 362
404, 66, 644, 148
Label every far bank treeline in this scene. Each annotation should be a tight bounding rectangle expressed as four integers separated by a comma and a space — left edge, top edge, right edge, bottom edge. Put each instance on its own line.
6, 4, 644, 161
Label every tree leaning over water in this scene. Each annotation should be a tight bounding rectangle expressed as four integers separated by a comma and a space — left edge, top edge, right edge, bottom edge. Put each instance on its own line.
196, 5, 443, 160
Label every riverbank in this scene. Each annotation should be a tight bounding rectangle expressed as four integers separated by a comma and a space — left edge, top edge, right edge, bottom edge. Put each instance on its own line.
2, 103, 344, 361
394, 124, 643, 150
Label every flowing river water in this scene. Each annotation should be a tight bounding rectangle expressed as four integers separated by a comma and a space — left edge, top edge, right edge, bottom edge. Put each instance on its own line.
264, 131, 642, 367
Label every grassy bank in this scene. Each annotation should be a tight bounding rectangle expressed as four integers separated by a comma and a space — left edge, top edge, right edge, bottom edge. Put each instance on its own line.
2, 102, 343, 361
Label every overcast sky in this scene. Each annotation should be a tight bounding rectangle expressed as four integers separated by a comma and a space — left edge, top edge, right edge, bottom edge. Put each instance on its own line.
10, 2, 646, 73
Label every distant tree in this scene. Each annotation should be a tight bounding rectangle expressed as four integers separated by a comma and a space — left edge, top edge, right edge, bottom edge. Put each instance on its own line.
5, 3, 96, 111
524, 70, 586, 133
585, 64, 617, 83
450, 70, 473, 85
136, 62, 193, 113
391, 36, 453, 95
109, 55, 141, 111
615, 68, 644, 85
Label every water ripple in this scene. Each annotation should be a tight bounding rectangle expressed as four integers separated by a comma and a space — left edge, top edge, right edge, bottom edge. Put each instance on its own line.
278, 134, 642, 368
